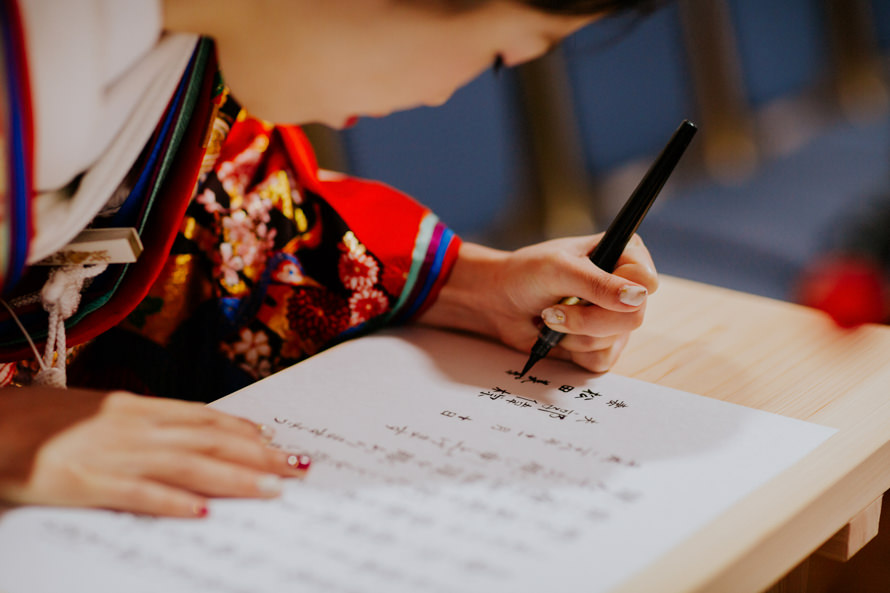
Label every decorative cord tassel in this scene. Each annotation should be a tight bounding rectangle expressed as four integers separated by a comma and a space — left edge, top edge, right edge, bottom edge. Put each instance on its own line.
34, 264, 107, 388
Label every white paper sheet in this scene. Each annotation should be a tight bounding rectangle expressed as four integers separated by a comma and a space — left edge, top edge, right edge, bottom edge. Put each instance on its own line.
0, 328, 836, 593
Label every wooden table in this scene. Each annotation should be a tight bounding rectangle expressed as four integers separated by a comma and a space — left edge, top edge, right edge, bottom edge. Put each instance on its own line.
610, 275, 890, 593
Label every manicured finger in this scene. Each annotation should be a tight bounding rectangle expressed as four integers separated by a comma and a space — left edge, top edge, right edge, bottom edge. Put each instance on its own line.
551, 255, 649, 313
519, 236, 647, 313
149, 426, 310, 477
540, 302, 646, 337
132, 450, 290, 499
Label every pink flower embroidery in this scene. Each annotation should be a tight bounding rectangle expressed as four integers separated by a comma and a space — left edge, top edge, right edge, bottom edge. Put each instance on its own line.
216, 136, 268, 197
219, 242, 244, 287
339, 249, 379, 291
349, 287, 389, 326
224, 327, 273, 378
218, 190, 278, 288
196, 188, 224, 214
243, 190, 272, 224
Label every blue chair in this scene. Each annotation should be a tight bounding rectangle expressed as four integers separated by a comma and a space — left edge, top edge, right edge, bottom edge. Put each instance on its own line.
338, 69, 533, 242
638, 118, 890, 300
561, 5, 696, 176
640, 0, 890, 300
726, 0, 828, 108
559, 0, 890, 302
875, 0, 890, 51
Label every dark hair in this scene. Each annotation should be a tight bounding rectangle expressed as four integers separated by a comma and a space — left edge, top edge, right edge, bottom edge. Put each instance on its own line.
426, 0, 666, 16
521, 0, 665, 16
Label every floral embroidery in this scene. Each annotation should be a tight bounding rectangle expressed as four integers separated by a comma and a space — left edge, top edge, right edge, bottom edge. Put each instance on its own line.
287, 287, 349, 355
213, 177, 279, 292
196, 187, 224, 214
58, 95, 460, 401
216, 135, 268, 198
338, 231, 381, 294
218, 240, 245, 288
339, 248, 379, 292
222, 326, 273, 379
349, 287, 390, 326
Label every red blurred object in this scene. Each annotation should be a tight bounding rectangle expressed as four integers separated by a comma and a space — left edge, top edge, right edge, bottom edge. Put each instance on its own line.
798, 254, 888, 328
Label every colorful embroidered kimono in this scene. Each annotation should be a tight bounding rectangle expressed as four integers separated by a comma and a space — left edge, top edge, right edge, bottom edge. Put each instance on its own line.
0, 28, 461, 400
66, 96, 461, 400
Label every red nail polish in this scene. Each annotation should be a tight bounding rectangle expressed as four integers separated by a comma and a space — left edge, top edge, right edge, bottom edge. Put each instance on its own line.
194, 504, 209, 518
287, 454, 312, 471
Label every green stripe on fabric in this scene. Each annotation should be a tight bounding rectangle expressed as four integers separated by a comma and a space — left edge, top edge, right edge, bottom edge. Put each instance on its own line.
385, 211, 438, 322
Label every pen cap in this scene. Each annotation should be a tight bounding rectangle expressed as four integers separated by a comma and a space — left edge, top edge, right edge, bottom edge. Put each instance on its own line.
591, 119, 697, 272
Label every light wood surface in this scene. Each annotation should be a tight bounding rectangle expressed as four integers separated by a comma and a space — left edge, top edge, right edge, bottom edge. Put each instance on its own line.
610, 275, 890, 593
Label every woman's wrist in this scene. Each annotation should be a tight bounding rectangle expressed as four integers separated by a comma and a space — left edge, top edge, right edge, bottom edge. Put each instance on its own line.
416, 242, 509, 339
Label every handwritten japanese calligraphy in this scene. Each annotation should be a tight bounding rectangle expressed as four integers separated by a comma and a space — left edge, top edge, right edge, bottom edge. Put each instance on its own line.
0, 328, 836, 593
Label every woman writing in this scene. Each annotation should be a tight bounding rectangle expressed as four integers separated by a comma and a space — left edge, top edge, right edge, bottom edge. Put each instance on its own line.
0, 0, 659, 517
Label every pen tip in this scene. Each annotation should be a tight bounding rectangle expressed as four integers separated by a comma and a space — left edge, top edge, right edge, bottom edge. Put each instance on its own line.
518, 356, 536, 379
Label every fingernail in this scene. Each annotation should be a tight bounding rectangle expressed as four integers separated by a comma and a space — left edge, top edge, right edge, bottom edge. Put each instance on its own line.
541, 307, 566, 325
618, 285, 647, 307
286, 453, 312, 471
257, 424, 275, 443
256, 474, 283, 495
193, 503, 209, 518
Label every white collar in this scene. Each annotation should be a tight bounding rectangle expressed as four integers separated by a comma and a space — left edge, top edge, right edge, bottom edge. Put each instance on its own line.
19, 0, 199, 263
25, 31, 199, 263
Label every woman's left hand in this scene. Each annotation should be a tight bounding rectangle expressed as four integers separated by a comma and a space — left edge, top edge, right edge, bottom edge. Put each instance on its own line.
418, 234, 658, 373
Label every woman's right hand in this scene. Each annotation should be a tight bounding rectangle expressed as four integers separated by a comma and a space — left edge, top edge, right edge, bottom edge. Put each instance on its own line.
0, 386, 310, 517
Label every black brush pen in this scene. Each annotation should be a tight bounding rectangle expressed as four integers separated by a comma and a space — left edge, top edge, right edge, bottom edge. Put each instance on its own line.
519, 119, 698, 377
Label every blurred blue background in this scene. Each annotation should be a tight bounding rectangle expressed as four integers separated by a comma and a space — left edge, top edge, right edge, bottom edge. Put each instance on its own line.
306, 0, 890, 304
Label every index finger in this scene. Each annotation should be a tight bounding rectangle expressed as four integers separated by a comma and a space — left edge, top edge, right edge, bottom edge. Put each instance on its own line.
552, 261, 649, 314
107, 393, 269, 440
